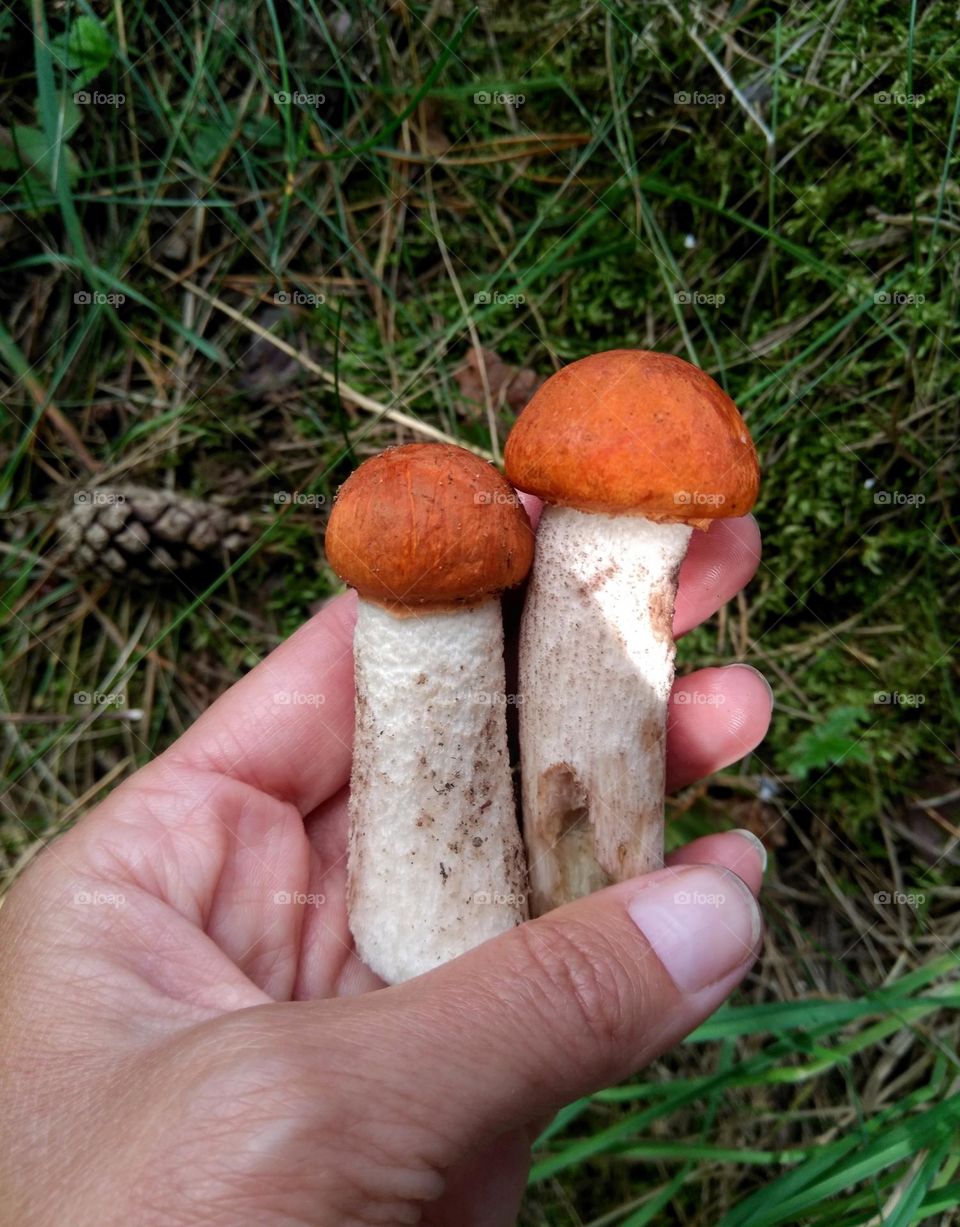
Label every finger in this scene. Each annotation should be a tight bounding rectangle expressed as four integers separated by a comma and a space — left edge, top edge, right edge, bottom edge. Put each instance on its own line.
517, 491, 543, 528
666, 664, 772, 792
295, 788, 384, 1000
674, 515, 761, 636
164, 591, 358, 814
667, 828, 767, 896
339, 861, 761, 1156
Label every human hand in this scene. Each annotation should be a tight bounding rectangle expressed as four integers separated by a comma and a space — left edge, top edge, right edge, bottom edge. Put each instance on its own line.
0, 514, 771, 1227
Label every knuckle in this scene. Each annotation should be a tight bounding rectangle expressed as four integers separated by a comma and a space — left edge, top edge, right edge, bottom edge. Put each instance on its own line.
508, 917, 634, 1063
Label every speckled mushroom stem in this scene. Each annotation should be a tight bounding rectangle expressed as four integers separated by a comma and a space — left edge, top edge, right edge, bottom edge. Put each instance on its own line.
348, 597, 528, 983
518, 506, 693, 916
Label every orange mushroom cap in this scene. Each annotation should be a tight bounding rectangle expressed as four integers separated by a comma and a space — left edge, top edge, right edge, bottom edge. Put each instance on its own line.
325, 443, 534, 610
504, 350, 760, 524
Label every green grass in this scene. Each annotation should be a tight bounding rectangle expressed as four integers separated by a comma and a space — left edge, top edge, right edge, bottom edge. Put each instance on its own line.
1, 2, 958, 1223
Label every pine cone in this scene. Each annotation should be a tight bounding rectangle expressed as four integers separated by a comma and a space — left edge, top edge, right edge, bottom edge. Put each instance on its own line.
57, 486, 251, 581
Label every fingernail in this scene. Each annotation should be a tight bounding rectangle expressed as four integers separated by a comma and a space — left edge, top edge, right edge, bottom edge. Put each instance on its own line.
627, 866, 761, 993
723, 663, 774, 705
727, 827, 768, 874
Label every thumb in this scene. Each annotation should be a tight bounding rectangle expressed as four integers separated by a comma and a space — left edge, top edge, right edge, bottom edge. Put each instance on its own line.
370, 861, 761, 1150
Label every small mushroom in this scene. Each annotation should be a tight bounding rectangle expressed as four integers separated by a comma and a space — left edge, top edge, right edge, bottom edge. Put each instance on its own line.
325, 442, 534, 982
504, 350, 760, 915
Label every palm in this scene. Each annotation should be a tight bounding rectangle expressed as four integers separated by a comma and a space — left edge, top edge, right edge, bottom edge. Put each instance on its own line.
68, 782, 371, 1011
64, 755, 531, 1226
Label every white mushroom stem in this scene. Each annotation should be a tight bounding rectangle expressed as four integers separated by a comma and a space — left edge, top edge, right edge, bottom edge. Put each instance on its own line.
518, 505, 693, 915
348, 598, 528, 983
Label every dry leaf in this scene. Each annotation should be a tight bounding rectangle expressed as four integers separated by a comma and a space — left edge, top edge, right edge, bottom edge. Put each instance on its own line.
454, 346, 542, 419
414, 98, 450, 157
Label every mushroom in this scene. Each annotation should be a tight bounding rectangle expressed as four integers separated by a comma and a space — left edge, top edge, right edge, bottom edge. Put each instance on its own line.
504, 350, 760, 915
325, 442, 534, 982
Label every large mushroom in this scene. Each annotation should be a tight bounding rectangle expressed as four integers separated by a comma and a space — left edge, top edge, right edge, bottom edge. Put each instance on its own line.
325, 442, 534, 982
504, 350, 760, 915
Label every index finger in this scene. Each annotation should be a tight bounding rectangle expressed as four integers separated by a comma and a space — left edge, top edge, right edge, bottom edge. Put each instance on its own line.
163, 591, 359, 815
